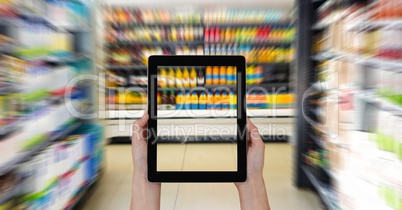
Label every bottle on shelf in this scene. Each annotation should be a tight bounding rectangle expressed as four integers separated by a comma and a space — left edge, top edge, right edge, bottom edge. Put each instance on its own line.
157, 92, 162, 104
205, 66, 212, 85
190, 92, 198, 110
161, 90, 168, 110
246, 65, 254, 85
255, 65, 263, 84
176, 92, 183, 110
175, 67, 183, 88
207, 91, 213, 110
213, 90, 221, 109
219, 66, 226, 85
221, 91, 229, 110
229, 91, 236, 109
184, 91, 190, 110
226, 66, 234, 85
190, 67, 197, 88
159, 68, 167, 88
166, 90, 174, 110
212, 66, 219, 85
197, 68, 205, 86
183, 67, 190, 88
168, 67, 175, 88
199, 92, 207, 109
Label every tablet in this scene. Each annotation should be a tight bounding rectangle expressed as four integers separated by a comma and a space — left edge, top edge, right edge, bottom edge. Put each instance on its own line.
147, 55, 246, 182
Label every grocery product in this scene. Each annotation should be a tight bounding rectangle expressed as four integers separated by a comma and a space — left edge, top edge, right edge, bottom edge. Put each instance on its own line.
212, 66, 219, 85
184, 91, 190, 110
199, 92, 207, 109
157, 92, 162, 104
205, 66, 212, 85
219, 66, 226, 85
176, 92, 183, 110
168, 67, 175, 88
221, 91, 229, 109
190, 92, 198, 110
182, 67, 190, 88
205, 26, 295, 44
175, 67, 183, 88
190, 67, 197, 88
169, 90, 176, 109
226, 66, 235, 85
213, 91, 221, 109
246, 65, 254, 85
159, 68, 167, 88
254, 65, 264, 84
197, 68, 205, 86
207, 91, 213, 109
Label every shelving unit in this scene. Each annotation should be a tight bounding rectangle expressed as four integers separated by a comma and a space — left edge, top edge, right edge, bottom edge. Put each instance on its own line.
301, 166, 338, 210
294, 0, 338, 208
0, 0, 102, 209
0, 120, 83, 176
101, 6, 296, 143
296, 0, 402, 209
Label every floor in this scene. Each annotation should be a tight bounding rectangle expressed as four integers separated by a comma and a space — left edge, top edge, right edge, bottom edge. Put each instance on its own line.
81, 143, 321, 210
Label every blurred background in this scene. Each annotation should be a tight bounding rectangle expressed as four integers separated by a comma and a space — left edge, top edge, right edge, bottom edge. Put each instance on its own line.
0, 0, 401, 209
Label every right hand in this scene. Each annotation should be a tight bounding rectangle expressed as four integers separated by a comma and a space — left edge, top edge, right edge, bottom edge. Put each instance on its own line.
235, 118, 265, 187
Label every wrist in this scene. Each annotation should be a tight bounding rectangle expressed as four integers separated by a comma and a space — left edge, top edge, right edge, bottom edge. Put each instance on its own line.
235, 174, 264, 191
133, 171, 161, 188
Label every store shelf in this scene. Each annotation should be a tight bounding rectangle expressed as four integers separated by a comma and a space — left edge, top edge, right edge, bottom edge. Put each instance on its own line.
205, 83, 290, 90
106, 65, 147, 70
23, 54, 91, 63
0, 186, 17, 206
346, 20, 402, 31
301, 166, 338, 210
247, 62, 290, 65
311, 51, 340, 61
205, 42, 292, 47
312, 50, 402, 69
358, 91, 402, 114
0, 43, 21, 53
204, 23, 292, 27
110, 22, 203, 28
106, 109, 294, 119
57, 25, 92, 32
107, 41, 204, 47
63, 178, 98, 210
309, 133, 327, 149
105, 63, 289, 70
0, 85, 20, 95
0, 118, 22, 137
0, 120, 83, 176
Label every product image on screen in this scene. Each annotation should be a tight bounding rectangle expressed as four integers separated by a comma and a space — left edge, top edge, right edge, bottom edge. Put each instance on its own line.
154, 66, 238, 172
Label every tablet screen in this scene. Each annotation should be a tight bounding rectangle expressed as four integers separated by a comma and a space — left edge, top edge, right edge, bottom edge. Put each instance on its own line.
154, 65, 238, 172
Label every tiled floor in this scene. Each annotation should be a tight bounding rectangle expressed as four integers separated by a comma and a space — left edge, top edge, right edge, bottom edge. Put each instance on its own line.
82, 143, 321, 210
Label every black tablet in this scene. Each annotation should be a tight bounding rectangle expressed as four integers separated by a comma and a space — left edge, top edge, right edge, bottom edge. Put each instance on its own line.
147, 55, 246, 182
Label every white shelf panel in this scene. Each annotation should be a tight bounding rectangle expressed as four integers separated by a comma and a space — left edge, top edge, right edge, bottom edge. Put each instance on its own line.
106, 109, 295, 119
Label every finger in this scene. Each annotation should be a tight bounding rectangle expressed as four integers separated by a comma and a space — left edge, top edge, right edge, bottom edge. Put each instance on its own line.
246, 118, 257, 131
133, 112, 149, 128
246, 118, 262, 145
132, 113, 149, 141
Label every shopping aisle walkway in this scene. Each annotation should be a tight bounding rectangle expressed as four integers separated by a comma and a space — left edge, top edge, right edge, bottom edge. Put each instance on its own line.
82, 143, 321, 210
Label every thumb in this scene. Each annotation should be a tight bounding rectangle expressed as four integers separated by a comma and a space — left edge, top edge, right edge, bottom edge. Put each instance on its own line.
247, 118, 262, 145
132, 112, 149, 140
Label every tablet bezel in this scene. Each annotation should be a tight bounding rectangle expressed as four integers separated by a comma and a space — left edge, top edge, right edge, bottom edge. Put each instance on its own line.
147, 55, 247, 182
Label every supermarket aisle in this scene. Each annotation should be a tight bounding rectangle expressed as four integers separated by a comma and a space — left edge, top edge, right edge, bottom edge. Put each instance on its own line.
82, 143, 320, 210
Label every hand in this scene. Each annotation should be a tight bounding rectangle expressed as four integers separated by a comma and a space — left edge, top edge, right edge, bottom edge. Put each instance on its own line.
235, 118, 270, 210
131, 112, 149, 177
236, 118, 265, 187
131, 111, 161, 210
